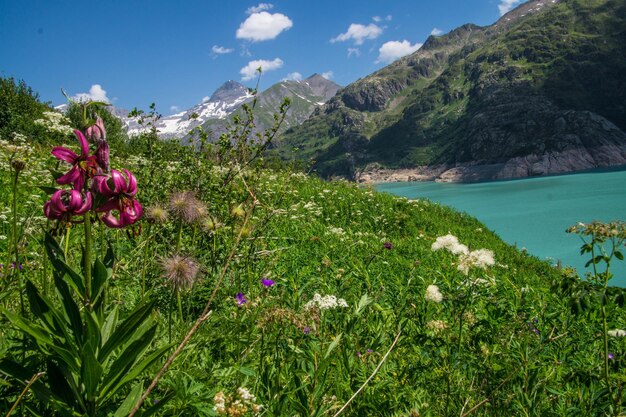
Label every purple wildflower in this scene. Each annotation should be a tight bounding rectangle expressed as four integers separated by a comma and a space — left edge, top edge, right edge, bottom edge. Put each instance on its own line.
367, 349, 373, 353
356, 351, 362, 358
236, 292, 247, 305
383, 242, 393, 250
303, 326, 311, 335
609, 353, 615, 360
261, 278, 275, 287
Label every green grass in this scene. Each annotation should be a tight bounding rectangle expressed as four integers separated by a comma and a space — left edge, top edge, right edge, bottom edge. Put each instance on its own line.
1, 123, 626, 416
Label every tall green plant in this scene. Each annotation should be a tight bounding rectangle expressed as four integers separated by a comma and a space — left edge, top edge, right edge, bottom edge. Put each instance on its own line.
0, 111, 170, 416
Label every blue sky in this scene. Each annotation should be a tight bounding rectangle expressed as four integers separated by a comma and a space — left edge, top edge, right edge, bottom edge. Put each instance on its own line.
0, 0, 525, 115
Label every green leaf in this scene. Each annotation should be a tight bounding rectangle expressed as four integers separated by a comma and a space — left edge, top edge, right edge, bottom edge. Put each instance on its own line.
100, 324, 159, 400
238, 366, 256, 377
99, 299, 156, 361
91, 258, 109, 303
54, 275, 84, 347
84, 310, 102, 354
44, 235, 86, 296
324, 333, 343, 359
113, 383, 143, 417
38, 186, 58, 195
615, 251, 624, 261
0, 358, 53, 404
81, 339, 103, 401
3, 310, 56, 348
101, 306, 119, 347
104, 342, 173, 403
47, 359, 84, 411
25, 281, 75, 352
355, 293, 373, 316
104, 243, 115, 269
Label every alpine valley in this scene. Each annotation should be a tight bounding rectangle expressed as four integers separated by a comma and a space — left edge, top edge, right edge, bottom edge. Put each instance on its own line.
274, 0, 626, 182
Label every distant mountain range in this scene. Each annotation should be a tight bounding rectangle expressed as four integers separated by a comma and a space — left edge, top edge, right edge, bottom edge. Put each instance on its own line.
114, 74, 340, 141
275, 0, 626, 182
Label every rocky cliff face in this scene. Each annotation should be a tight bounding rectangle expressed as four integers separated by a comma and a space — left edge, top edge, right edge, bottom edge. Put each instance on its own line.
278, 0, 626, 182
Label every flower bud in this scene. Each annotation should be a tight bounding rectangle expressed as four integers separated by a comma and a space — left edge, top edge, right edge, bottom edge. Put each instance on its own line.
85, 117, 106, 142
11, 159, 26, 172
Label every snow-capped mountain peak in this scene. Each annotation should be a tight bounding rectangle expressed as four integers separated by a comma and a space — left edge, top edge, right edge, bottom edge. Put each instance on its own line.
124, 80, 254, 138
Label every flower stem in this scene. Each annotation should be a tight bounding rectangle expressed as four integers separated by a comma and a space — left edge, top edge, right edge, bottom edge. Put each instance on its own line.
84, 212, 92, 306
175, 220, 183, 253
11, 167, 24, 316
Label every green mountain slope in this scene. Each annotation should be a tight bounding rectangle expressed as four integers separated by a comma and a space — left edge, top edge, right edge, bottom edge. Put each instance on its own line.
199, 74, 340, 141
277, 0, 626, 181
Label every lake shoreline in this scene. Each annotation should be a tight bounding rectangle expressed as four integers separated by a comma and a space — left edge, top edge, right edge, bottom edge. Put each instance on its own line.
358, 162, 626, 185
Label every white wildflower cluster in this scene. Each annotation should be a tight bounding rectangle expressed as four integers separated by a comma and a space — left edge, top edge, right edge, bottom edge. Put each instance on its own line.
425, 284, 443, 303
33, 111, 73, 135
327, 226, 346, 236
213, 387, 262, 415
457, 248, 495, 275
304, 293, 349, 310
426, 319, 448, 332
608, 329, 626, 337
432, 234, 495, 275
431, 234, 469, 255
289, 200, 323, 220
0, 136, 32, 157
290, 171, 308, 179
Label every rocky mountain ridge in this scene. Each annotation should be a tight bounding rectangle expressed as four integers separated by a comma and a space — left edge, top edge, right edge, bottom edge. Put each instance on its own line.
276, 0, 626, 182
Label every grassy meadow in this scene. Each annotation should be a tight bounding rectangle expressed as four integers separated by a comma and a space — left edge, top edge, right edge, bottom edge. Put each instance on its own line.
1, 95, 626, 416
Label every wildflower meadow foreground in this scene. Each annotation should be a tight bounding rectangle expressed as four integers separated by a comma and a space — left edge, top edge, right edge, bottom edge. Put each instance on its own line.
1, 97, 626, 417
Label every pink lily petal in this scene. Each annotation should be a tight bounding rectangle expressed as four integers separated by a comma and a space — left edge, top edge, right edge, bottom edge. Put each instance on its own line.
74, 192, 93, 215
120, 200, 142, 225
96, 198, 119, 213
95, 141, 109, 173
110, 169, 126, 194
123, 169, 138, 196
67, 190, 83, 211
57, 168, 85, 191
101, 212, 123, 228
73, 130, 90, 158
51, 147, 79, 164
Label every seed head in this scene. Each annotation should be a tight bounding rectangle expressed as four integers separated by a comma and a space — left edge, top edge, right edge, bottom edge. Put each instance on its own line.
168, 191, 206, 224
146, 205, 168, 224
161, 255, 200, 292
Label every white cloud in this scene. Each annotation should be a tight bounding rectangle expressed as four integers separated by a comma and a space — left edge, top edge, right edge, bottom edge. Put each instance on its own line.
246, 3, 273, 14
431, 27, 443, 36
372, 15, 392, 22
347, 48, 361, 58
236, 11, 293, 42
498, 0, 523, 15
73, 84, 110, 103
240, 58, 284, 80
212, 45, 234, 55
321, 71, 334, 80
376, 40, 422, 64
170, 105, 180, 113
202, 96, 210, 103
282, 72, 302, 81
331, 23, 383, 45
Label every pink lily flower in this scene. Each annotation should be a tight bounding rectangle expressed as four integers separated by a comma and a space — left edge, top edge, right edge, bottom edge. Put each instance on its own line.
43, 189, 93, 221
51, 129, 99, 191
95, 169, 143, 228
86, 117, 110, 172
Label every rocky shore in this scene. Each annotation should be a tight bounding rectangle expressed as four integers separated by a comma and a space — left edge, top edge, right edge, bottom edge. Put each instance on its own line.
357, 145, 626, 184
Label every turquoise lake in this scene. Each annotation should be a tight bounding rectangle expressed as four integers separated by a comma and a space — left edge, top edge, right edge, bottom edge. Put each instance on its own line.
376, 168, 626, 287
